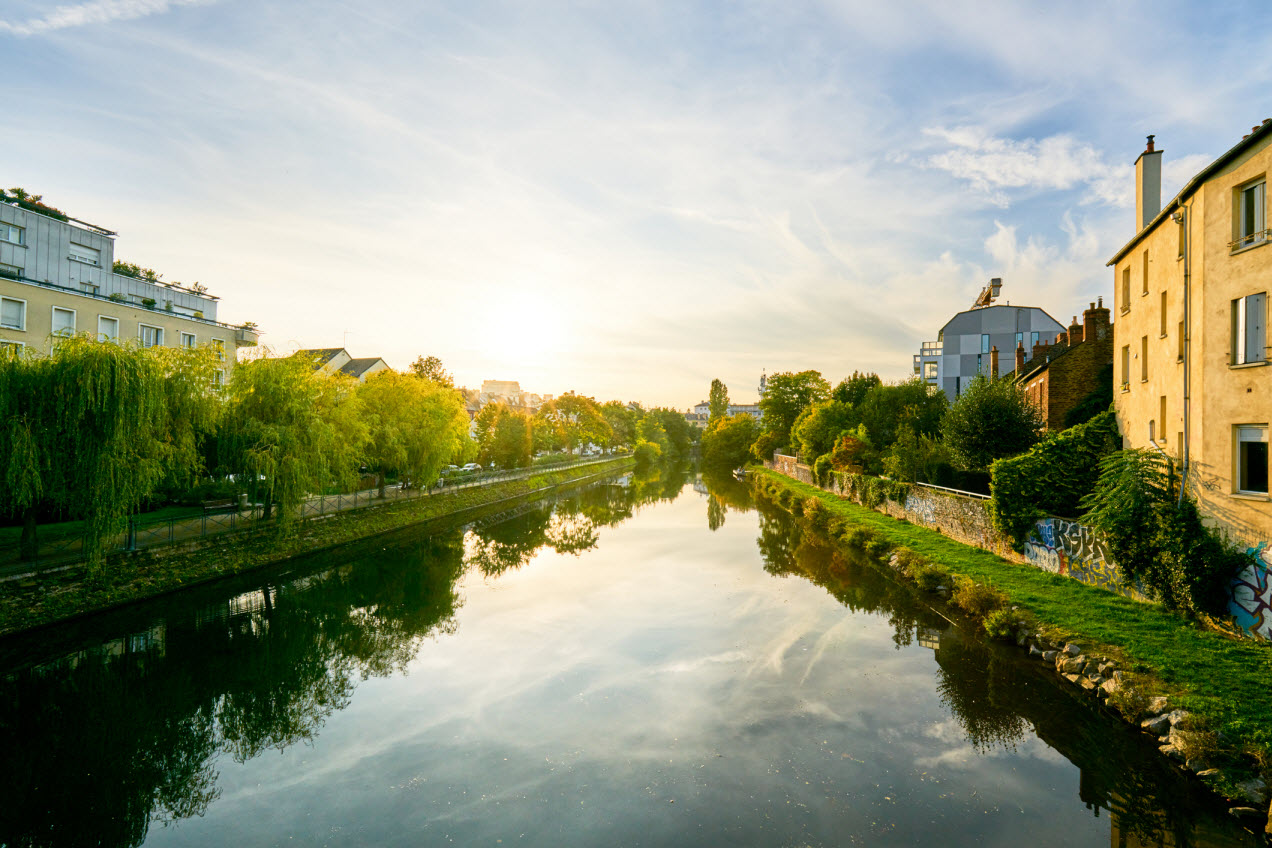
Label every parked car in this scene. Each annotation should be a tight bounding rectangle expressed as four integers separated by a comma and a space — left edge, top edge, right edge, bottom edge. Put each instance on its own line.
461, 462, 482, 472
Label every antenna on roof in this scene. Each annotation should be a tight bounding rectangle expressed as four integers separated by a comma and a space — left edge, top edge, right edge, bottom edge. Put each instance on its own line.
971, 277, 1003, 310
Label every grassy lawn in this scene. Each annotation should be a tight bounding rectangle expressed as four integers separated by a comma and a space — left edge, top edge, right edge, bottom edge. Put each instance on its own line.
755, 469, 1272, 770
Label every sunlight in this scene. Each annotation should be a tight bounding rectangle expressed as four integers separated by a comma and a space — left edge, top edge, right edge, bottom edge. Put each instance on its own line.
482, 290, 572, 367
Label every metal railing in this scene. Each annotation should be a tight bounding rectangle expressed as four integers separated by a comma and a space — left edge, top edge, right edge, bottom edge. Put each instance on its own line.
912, 481, 991, 500
0, 453, 629, 577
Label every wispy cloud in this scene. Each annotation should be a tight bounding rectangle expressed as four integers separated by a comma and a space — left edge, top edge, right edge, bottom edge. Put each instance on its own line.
0, 0, 207, 37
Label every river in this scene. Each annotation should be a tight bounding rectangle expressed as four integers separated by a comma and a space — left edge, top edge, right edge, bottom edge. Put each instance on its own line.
0, 467, 1257, 847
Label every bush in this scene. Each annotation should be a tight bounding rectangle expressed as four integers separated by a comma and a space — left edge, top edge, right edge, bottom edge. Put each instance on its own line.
942, 373, 1043, 472
812, 454, 833, 487
951, 577, 1008, 618
982, 608, 1016, 640
633, 439, 662, 467
802, 497, 831, 530
913, 563, 949, 592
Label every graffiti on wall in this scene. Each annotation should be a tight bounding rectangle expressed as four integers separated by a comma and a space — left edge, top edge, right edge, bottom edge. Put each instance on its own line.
1229, 543, 1272, 641
1023, 518, 1147, 601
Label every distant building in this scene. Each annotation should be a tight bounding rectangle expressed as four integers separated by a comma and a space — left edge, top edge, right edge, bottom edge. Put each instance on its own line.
0, 193, 257, 382
1016, 300, 1114, 431
686, 376, 765, 428
295, 348, 390, 383
1109, 128, 1272, 550
464, 379, 553, 419
914, 278, 1065, 400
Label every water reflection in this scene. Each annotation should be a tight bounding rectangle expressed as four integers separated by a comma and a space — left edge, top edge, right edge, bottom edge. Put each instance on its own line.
751, 486, 1259, 848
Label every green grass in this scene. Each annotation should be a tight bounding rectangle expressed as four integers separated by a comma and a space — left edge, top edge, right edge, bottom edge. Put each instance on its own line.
0, 505, 206, 545
755, 469, 1272, 773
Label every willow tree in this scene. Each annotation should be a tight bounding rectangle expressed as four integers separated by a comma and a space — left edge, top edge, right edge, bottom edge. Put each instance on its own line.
219, 354, 366, 522
0, 337, 177, 562
357, 370, 470, 496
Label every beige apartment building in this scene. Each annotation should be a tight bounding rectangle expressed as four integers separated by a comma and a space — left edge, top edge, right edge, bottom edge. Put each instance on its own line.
1108, 126, 1270, 550
0, 195, 258, 380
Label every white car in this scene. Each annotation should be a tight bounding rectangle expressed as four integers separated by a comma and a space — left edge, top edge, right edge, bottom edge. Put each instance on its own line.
461, 463, 482, 472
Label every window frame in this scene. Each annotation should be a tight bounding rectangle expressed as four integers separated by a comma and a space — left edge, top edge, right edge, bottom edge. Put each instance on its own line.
0, 339, 23, 358
50, 306, 76, 337
67, 243, 101, 267
1234, 179, 1267, 251
1121, 344, 1131, 390
0, 221, 24, 246
180, 331, 196, 348
97, 315, 119, 342
138, 322, 164, 349
1235, 424, 1269, 496
1231, 292, 1267, 366
0, 295, 26, 331
211, 338, 225, 362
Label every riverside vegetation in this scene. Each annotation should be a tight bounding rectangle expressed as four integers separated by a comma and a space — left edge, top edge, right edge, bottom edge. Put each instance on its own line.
752, 469, 1272, 819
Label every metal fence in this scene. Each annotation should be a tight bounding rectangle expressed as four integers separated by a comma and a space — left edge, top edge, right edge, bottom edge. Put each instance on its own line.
0, 454, 629, 577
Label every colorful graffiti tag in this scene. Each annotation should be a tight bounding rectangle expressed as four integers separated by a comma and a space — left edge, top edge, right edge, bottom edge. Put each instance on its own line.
1023, 518, 1147, 601
1229, 543, 1272, 641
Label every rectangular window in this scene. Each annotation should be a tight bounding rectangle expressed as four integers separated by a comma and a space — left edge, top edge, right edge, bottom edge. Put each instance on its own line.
1030, 331, 1040, 350
1237, 425, 1269, 494
1237, 180, 1266, 249
51, 307, 75, 336
138, 324, 164, 348
1142, 249, 1149, 294
1121, 267, 1131, 312
1160, 291, 1168, 336
1231, 292, 1267, 364
1178, 320, 1185, 361
0, 340, 22, 358
1160, 396, 1167, 440
0, 296, 25, 331
1014, 332, 1024, 353
180, 331, 196, 348
980, 334, 991, 354
68, 243, 101, 266
213, 369, 225, 387
0, 222, 23, 245
923, 361, 937, 380
1141, 336, 1149, 381
98, 315, 119, 342
1121, 345, 1131, 388
211, 338, 225, 362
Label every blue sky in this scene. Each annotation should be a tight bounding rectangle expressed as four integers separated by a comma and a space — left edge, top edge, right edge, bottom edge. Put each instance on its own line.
5, 0, 1272, 407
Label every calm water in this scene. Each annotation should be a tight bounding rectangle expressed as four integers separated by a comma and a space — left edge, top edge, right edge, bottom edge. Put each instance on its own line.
0, 467, 1257, 847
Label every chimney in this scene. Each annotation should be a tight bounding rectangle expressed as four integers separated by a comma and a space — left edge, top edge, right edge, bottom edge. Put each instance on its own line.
1055, 331, 1068, 346
1068, 315, 1083, 345
989, 345, 999, 377
1033, 337, 1046, 360
1083, 297, 1111, 342
1015, 342, 1026, 374
1135, 134, 1163, 231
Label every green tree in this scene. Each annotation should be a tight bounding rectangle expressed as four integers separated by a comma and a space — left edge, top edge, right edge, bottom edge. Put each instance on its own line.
219, 355, 366, 522
701, 413, 758, 470
942, 374, 1043, 472
852, 378, 947, 455
601, 400, 638, 449
791, 400, 856, 461
535, 393, 612, 453
358, 371, 470, 496
883, 423, 952, 483
708, 379, 729, 426
478, 405, 533, 469
758, 370, 831, 450
408, 355, 453, 387
832, 371, 882, 406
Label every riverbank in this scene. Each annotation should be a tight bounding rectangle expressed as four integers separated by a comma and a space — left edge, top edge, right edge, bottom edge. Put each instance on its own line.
0, 457, 635, 638
753, 468, 1272, 830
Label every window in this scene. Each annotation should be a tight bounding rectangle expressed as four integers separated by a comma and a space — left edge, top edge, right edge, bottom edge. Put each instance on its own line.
51, 307, 75, 336
138, 324, 164, 348
1231, 292, 1267, 365
1142, 250, 1149, 294
68, 243, 101, 266
0, 221, 23, 245
98, 315, 119, 342
1160, 291, 1168, 336
1236, 180, 1266, 250
1030, 331, 1040, 350
1149, 419, 1156, 442
1121, 267, 1131, 312
1160, 396, 1167, 440
1121, 345, 1131, 388
1236, 425, 1269, 495
1014, 332, 1024, 352
0, 340, 21, 358
180, 331, 196, 348
0, 296, 25, 331
211, 338, 225, 362
1141, 336, 1149, 381
923, 361, 937, 380
213, 369, 225, 387
980, 334, 991, 354
1178, 320, 1185, 361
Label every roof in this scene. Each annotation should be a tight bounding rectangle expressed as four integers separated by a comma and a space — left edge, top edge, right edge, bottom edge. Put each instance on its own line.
938, 303, 1063, 336
1108, 119, 1272, 266
296, 348, 347, 366
339, 357, 388, 378
1015, 342, 1074, 384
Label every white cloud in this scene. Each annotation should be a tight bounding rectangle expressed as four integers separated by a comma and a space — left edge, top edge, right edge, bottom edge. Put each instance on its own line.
0, 0, 208, 36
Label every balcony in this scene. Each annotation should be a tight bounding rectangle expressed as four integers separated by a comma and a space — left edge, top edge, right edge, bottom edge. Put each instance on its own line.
236, 325, 260, 346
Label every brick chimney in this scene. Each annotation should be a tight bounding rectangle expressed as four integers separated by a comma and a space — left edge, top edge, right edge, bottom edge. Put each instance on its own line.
1083, 297, 1111, 341
1055, 331, 1068, 346
1015, 342, 1026, 375
989, 345, 999, 377
1068, 315, 1083, 344
1136, 134, 1163, 231
1033, 337, 1047, 360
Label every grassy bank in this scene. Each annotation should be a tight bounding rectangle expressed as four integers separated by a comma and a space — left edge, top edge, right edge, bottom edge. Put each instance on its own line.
0, 457, 634, 637
754, 468, 1272, 792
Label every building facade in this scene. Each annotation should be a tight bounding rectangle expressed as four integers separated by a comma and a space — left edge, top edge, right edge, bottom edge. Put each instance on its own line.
1017, 301, 1114, 431
1109, 128, 1271, 549
0, 197, 257, 377
297, 348, 391, 383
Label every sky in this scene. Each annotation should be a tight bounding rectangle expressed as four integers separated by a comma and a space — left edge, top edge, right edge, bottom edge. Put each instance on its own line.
4, 0, 1272, 409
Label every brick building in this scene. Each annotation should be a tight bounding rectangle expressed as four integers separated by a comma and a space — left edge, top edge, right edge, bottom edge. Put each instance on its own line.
1015, 299, 1114, 431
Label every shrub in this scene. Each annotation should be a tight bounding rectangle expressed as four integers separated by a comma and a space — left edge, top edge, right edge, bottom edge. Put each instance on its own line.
951, 577, 1008, 618
812, 454, 834, 487
1106, 677, 1153, 723
942, 373, 1043, 472
982, 608, 1016, 641
864, 537, 894, 559
913, 563, 949, 592
802, 497, 831, 530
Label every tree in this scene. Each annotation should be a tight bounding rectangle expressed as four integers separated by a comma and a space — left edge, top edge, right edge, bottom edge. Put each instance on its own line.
357, 371, 470, 496
0, 337, 179, 563
219, 355, 366, 522
791, 400, 856, 462
535, 393, 612, 454
758, 370, 831, 449
601, 401, 638, 449
708, 379, 729, 426
701, 414, 758, 470
409, 355, 453, 387
828, 426, 871, 473
882, 424, 952, 483
832, 371, 882, 406
941, 374, 1043, 472
476, 404, 533, 469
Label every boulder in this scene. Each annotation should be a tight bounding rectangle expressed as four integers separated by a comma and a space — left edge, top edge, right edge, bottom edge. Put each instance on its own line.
1147, 695, 1170, 713
1235, 777, 1270, 806
1141, 714, 1172, 736
1029, 645, 1045, 659
1063, 643, 1082, 656
1196, 768, 1223, 779
1042, 650, 1058, 663
1165, 709, 1192, 728
1159, 744, 1184, 762
1228, 807, 1262, 820
1099, 679, 1120, 697
1059, 657, 1085, 675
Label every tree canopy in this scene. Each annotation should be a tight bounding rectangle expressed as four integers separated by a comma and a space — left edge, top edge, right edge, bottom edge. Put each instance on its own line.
758, 370, 831, 448
941, 374, 1043, 472
409, 355, 453, 387
708, 379, 729, 426
358, 370, 470, 493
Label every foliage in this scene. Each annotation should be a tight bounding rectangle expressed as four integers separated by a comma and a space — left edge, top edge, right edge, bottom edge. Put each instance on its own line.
408, 355, 453, 387
882, 423, 952, 483
3, 187, 68, 221
535, 393, 612, 453
950, 576, 1008, 619
475, 404, 533, 469
791, 400, 855, 461
633, 439, 662, 467
750, 430, 784, 464
942, 373, 1043, 472
833, 470, 909, 509
988, 411, 1121, 546
701, 413, 757, 470
758, 370, 831, 445
358, 370, 471, 493
827, 426, 871, 473
832, 371, 883, 406
708, 378, 729, 426
600, 401, 638, 449
1063, 363, 1114, 429
850, 378, 947, 457
112, 260, 163, 282
982, 608, 1017, 641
